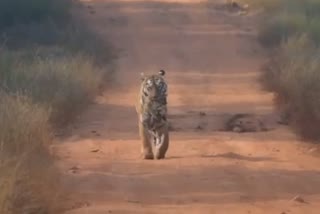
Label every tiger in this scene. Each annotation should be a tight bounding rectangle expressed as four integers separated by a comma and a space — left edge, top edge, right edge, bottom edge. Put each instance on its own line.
135, 70, 169, 160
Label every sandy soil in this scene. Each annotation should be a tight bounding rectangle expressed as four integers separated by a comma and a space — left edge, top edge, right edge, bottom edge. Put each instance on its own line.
53, 0, 320, 213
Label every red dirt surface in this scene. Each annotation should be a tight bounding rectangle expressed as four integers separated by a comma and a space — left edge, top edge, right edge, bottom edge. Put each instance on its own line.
53, 1, 320, 213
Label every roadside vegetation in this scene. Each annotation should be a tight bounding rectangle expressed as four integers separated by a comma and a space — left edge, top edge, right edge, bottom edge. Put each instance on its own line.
247, 0, 320, 141
0, 0, 115, 213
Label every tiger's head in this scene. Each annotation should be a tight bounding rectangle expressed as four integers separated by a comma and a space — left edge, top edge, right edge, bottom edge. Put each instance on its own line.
140, 70, 167, 104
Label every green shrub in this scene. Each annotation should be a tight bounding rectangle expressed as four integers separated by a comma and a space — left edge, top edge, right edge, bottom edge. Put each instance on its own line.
257, 0, 320, 141
308, 17, 320, 44
256, 0, 320, 46
276, 35, 320, 139
265, 34, 320, 140
0, 0, 71, 28
1, 20, 116, 66
258, 12, 307, 47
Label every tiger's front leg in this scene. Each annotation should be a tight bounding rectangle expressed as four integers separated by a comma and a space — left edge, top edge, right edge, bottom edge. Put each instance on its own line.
154, 125, 169, 160
139, 121, 154, 160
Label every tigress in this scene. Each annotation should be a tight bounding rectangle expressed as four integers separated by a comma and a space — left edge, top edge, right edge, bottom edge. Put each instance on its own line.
136, 70, 169, 160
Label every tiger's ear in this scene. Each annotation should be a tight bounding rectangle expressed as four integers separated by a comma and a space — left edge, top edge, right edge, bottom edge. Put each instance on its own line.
159, 70, 165, 76
140, 72, 145, 81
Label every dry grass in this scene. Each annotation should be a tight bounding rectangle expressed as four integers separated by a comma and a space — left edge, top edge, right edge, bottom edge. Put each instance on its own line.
0, 48, 108, 212
256, 0, 320, 141
1, 49, 107, 125
270, 35, 320, 139
0, 0, 116, 212
0, 40, 108, 214
0, 94, 63, 214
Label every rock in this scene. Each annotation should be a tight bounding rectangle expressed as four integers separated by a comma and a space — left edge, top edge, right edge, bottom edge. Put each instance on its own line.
232, 126, 242, 133
70, 201, 90, 210
238, 11, 248, 16
230, 1, 241, 9
277, 111, 290, 125
126, 199, 140, 204
69, 166, 80, 174
243, 4, 249, 9
224, 0, 249, 12
199, 112, 206, 116
308, 147, 318, 154
225, 114, 268, 133
69, 166, 79, 170
272, 148, 280, 152
291, 195, 306, 203
91, 149, 100, 153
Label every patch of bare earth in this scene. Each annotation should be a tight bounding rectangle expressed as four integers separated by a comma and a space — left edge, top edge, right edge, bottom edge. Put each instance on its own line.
53, 0, 320, 213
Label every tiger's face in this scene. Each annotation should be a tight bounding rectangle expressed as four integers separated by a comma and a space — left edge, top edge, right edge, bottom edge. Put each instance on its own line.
141, 70, 167, 101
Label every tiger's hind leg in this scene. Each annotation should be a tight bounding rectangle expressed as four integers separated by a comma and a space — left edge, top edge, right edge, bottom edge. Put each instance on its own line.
154, 126, 169, 160
139, 122, 154, 160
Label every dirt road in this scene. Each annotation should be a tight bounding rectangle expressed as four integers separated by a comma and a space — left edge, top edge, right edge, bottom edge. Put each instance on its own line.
55, 0, 320, 213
